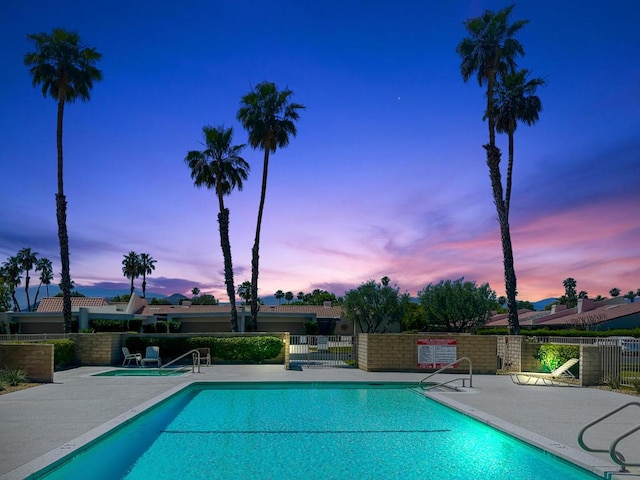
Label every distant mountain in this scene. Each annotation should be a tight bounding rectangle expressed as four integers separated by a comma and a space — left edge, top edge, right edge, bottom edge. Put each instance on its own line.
532, 298, 558, 311
165, 293, 187, 305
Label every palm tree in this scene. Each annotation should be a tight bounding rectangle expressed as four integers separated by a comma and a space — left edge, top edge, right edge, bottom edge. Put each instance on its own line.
138, 253, 156, 299
285, 291, 294, 304
456, 5, 528, 335
492, 69, 544, 213
33, 257, 53, 307
185, 125, 249, 332
24, 29, 102, 332
274, 290, 285, 305
237, 281, 252, 306
297, 291, 305, 303
122, 252, 140, 296
191, 287, 201, 297
17, 248, 38, 311
237, 82, 305, 330
2, 257, 22, 312
609, 288, 620, 297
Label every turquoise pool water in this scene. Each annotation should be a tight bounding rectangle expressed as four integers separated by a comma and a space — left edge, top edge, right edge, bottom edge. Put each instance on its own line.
92, 368, 189, 377
33, 382, 601, 480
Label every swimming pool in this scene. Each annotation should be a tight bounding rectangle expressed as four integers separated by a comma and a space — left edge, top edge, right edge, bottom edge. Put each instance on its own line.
30, 382, 602, 479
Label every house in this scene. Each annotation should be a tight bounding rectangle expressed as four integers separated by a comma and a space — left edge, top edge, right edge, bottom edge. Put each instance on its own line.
484, 297, 640, 330
5, 296, 348, 335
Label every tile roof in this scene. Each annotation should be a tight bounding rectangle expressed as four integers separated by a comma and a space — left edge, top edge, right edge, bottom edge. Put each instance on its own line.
141, 304, 344, 318
484, 301, 640, 328
36, 297, 109, 312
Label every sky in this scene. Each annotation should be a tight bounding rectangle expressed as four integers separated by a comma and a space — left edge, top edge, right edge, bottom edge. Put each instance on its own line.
1, 0, 639, 303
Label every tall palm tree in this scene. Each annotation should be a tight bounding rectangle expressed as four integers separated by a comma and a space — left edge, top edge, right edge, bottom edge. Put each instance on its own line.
24, 29, 102, 332
122, 251, 140, 296
275, 290, 284, 305
237, 82, 305, 330
17, 248, 38, 311
237, 281, 252, 306
138, 253, 156, 299
492, 69, 544, 213
33, 257, 54, 307
2, 257, 22, 312
456, 5, 527, 334
185, 125, 249, 332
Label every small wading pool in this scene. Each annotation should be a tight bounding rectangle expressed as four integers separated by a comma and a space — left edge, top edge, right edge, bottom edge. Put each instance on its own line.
92, 368, 189, 377
29, 382, 603, 479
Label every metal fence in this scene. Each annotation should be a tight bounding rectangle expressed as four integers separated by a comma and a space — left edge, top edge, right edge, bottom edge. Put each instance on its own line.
289, 335, 356, 368
0, 334, 70, 342
536, 336, 640, 387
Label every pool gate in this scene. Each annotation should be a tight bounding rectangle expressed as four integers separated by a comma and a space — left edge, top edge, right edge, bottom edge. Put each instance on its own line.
289, 335, 357, 368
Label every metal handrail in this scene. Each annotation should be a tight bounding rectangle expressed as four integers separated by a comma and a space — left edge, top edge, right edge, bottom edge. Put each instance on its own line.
159, 349, 202, 374
419, 357, 473, 390
578, 401, 640, 471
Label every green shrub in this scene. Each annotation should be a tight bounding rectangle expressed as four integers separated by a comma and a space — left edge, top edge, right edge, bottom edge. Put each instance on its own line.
0, 379, 6, 391
535, 344, 580, 374
125, 336, 283, 363
89, 319, 142, 333
42, 339, 76, 367
606, 376, 620, 389
304, 321, 319, 335
0, 367, 27, 386
186, 336, 283, 363
155, 321, 168, 333
630, 377, 640, 394
168, 320, 182, 333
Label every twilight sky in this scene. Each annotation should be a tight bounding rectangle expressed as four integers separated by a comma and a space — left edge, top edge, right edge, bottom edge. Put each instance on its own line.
1, 1, 639, 302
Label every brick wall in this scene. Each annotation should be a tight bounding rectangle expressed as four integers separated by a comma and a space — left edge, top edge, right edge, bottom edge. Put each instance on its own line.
358, 334, 497, 374
497, 336, 541, 373
580, 345, 605, 387
0, 344, 54, 382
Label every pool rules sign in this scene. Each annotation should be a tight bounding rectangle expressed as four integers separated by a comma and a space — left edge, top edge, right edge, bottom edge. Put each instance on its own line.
417, 338, 457, 369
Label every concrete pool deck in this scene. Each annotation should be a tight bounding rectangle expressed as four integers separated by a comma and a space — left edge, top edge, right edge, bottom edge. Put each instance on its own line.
1, 365, 639, 479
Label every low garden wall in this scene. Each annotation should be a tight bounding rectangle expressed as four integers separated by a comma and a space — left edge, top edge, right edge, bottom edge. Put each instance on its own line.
357, 333, 497, 374
71, 332, 289, 366
0, 343, 54, 382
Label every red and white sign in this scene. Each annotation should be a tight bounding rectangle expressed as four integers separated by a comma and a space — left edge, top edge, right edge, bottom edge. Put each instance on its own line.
417, 338, 457, 369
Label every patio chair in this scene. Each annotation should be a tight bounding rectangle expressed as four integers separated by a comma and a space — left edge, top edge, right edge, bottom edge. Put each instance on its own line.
141, 346, 161, 367
510, 358, 580, 386
122, 347, 142, 367
195, 348, 211, 367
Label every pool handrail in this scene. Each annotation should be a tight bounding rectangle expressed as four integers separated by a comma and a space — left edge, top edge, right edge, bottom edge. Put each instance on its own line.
578, 401, 640, 472
419, 357, 473, 390
159, 349, 203, 374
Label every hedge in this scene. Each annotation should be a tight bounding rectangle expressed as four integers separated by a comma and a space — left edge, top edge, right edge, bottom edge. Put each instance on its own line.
41, 339, 76, 368
89, 319, 143, 333
125, 336, 283, 363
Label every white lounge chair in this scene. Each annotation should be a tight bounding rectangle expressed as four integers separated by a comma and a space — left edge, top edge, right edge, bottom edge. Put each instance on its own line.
510, 358, 580, 386
141, 346, 161, 367
122, 347, 142, 367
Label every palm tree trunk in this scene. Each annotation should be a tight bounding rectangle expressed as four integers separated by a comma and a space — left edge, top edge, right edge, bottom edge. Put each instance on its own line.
142, 274, 147, 298
130, 277, 134, 296
250, 149, 270, 331
56, 99, 72, 333
24, 273, 32, 311
505, 127, 515, 215
217, 205, 239, 332
33, 281, 43, 310
485, 144, 520, 334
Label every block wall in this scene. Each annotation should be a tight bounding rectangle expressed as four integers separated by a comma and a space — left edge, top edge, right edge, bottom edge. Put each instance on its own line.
0, 343, 54, 382
580, 345, 605, 387
71, 333, 122, 365
358, 334, 497, 374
